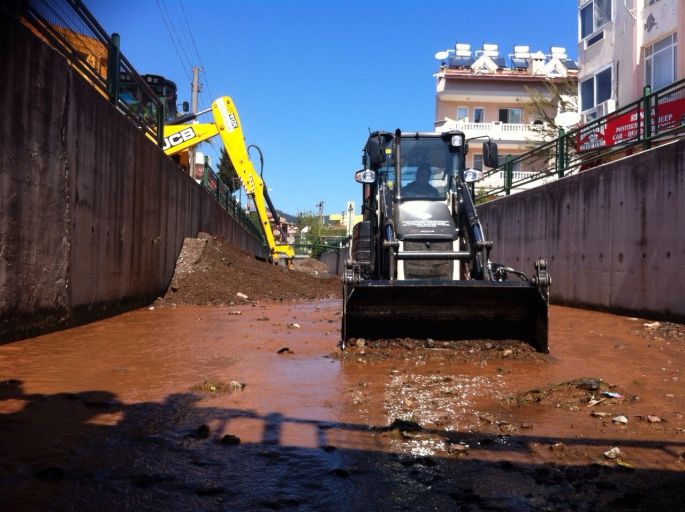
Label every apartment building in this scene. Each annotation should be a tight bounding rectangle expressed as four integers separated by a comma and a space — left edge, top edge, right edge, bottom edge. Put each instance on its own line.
578, 0, 683, 122
434, 43, 578, 192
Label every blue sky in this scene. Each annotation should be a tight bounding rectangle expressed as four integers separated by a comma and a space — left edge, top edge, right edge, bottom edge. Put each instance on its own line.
87, 0, 578, 216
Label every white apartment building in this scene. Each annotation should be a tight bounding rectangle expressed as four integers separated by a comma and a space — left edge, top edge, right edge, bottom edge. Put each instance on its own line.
434, 43, 578, 193
578, 0, 684, 122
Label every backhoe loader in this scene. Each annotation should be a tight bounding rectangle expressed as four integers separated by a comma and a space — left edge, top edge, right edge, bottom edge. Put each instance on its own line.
162, 97, 294, 266
342, 130, 550, 352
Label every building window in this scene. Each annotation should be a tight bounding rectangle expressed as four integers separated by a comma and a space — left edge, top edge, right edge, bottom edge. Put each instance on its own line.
580, 0, 611, 44
498, 108, 521, 124
645, 33, 678, 92
580, 65, 612, 114
457, 107, 468, 121
474, 108, 485, 123
473, 154, 483, 170
644, 0, 662, 7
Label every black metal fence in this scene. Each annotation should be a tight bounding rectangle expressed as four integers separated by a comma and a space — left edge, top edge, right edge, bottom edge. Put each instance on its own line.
18, 0, 164, 145
478, 76, 685, 201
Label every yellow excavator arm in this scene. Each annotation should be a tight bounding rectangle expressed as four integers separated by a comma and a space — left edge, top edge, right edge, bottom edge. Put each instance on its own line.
163, 96, 294, 265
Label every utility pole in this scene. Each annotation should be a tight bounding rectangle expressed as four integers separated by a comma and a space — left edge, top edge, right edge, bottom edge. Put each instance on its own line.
188, 67, 203, 178
316, 201, 325, 228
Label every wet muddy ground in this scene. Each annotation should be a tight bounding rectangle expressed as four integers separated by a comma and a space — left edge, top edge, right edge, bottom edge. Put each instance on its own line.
1, 302, 684, 511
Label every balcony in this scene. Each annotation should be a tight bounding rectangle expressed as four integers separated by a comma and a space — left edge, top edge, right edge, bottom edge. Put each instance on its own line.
434, 119, 545, 144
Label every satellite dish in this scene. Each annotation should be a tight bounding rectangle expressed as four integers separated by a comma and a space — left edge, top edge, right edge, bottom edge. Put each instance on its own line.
555, 111, 581, 128
435, 51, 449, 60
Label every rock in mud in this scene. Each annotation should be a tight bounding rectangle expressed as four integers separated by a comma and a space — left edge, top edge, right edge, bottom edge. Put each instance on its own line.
387, 418, 422, 432
448, 443, 469, 455
550, 442, 565, 452
612, 415, 628, 424
220, 434, 241, 446
185, 424, 211, 440
479, 414, 496, 424
576, 379, 600, 391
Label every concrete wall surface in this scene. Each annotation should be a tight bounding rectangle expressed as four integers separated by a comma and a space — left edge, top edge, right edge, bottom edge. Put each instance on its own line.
319, 247, 350, 275
477, 137, 685, 322
0, 19, 265, 343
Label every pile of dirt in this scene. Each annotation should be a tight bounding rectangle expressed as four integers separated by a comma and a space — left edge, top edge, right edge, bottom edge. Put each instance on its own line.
291, 257, 329, 274
157, 233, 341, 306
333, 338, 551, 364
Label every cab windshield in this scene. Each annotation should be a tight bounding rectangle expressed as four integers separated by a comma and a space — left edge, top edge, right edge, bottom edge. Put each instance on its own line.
375, 136, 462, 201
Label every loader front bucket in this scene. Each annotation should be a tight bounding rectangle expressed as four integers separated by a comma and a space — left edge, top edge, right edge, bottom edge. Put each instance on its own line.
342, 279, 549, 353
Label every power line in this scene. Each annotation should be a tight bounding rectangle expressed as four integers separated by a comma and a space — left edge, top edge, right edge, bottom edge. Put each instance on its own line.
159, 0, 194, 71
154, 0, 191, 82
179, 0, 214, 101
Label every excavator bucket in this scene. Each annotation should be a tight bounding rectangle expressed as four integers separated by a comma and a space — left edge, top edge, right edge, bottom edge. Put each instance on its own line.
342, 279, 549, 353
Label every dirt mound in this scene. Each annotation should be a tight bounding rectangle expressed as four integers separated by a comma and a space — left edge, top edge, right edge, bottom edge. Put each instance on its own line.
292, 257, 328, 273
157, 233, 341, 306
333, 338, 551, 364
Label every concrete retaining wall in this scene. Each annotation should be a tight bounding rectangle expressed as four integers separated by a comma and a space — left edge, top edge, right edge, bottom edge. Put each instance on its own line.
477, 137, 685, 322
0, 19, 265, 343
319, 247, 350, 275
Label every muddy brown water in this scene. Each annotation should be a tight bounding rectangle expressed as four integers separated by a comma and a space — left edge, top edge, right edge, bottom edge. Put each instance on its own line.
1, 302, 684, 511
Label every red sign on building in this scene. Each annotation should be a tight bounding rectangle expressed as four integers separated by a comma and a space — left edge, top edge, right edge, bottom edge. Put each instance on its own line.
577, 93, 685, 153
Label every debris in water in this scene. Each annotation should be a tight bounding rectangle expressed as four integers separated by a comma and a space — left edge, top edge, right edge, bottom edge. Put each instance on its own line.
616, 459, 635, 469
237, 293, 248, 300
229, 381, 245, 391
228, 311, 242, 315
604, 447, 623, 459
612, 415, 628, 424
287, 323, 300, 329
277, 347, 294, 354
601, 391, 624, 399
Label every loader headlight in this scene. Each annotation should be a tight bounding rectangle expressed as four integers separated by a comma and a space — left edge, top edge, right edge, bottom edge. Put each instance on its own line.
463, 168, 484, 183
451, 135, 463, 147
355, 168, 375, 184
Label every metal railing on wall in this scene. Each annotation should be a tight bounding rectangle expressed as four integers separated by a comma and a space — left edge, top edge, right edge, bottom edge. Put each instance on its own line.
201, 159, 267, 246
290, 235, 350, 256
16, 0, 164, 146
476, 76, 685, 202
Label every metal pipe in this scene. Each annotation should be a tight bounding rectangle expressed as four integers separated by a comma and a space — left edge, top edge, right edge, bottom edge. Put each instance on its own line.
393, 129, 402, 202
643, 86, 652, 150
106, 33, 120, 106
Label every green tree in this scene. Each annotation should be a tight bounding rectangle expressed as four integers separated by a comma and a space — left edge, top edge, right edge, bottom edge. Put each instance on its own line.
521, 79, 579, 171
217, 147, 240, 193
522, 79, 578, 145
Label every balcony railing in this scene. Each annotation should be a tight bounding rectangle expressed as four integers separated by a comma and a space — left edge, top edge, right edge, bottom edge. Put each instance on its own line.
435, 120, 542, 140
